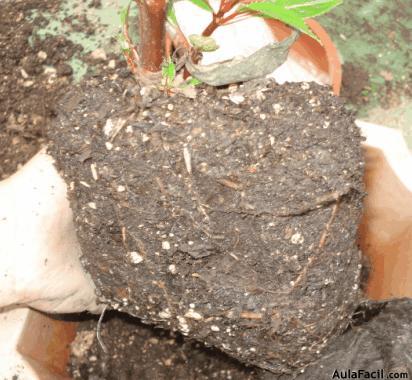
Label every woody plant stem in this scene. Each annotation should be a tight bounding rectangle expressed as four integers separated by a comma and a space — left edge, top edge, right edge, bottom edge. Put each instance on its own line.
132, 0, 242, 73
135, 0, 167, 72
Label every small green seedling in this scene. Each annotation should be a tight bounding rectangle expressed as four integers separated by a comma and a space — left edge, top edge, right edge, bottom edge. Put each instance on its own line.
161, 58, 176, 87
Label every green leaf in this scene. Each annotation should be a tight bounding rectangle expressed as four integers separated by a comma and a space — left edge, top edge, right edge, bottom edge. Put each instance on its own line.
167, 1, 178, 25
189, 34, 219, 52
187, 0, 213, 12
239, 0, 342, 40
282, 0, 342, 18
240, 1, 316, 39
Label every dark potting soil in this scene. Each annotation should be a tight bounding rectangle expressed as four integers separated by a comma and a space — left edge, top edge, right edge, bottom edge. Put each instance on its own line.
69, 311, 258, 380
49, 78, 365, 374
69, 300, 412, 379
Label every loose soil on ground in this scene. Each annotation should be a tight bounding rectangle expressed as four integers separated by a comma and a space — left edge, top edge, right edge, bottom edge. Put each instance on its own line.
0, 0, 77, 178
0, 0, 123, 179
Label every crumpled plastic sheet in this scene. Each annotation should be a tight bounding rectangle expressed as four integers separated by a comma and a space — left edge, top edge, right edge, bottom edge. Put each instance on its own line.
262, 299, 412, 379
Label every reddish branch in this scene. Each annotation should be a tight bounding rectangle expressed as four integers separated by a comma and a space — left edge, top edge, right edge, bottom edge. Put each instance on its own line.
202, 0, 241, 37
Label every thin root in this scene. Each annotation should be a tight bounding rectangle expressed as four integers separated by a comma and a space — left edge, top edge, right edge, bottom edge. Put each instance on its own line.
318, 201, 340, 249
97, 304, 108, 354
289, 200, 340, 292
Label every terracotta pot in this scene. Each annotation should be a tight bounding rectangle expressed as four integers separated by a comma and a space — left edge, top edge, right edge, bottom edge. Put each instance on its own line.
356, 121, 412, 300
0, 308, 77, 379
264, 18, 342, 96
234, 0, 341, 94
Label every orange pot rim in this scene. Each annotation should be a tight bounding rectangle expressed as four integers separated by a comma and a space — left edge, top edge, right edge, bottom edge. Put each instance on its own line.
306, 19, 342, 96
264, 18, 342, 96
